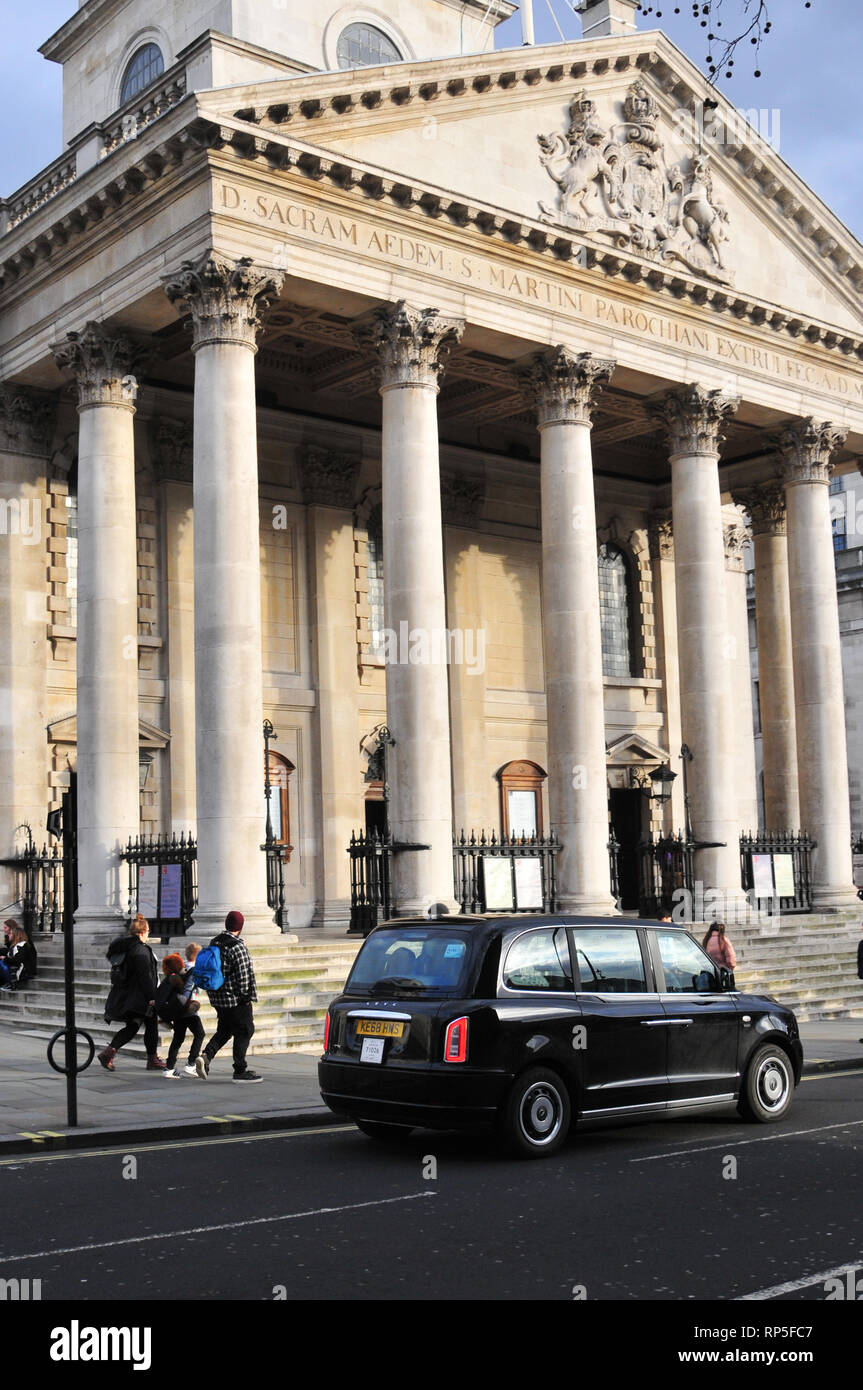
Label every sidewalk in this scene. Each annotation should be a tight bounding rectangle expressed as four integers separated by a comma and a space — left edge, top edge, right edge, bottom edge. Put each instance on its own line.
0, 1019, 861, 1156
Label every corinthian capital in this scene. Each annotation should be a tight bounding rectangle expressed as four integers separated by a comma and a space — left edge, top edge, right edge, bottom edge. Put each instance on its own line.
0, 384, 56, 456
518, 347, 615, 428
52, 322, 146, 410
354, 301, 465, 391
651, 383, 738, 458
734, 480, 787, 536
163, 252, 285, 352
777, 417, 847, 486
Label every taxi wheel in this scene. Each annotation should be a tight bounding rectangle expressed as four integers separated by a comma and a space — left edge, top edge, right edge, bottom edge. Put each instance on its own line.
355, 1119, 414, 1141
738, 1044, 794, 1123
497, 1068, 571, 1159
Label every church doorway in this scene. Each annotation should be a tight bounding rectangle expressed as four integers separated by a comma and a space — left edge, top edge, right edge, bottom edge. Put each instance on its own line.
609, 788, 644, 911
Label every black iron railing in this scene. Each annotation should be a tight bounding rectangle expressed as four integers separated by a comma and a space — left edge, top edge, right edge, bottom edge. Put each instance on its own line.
608, 831, 621, 910
0, 841, 67, 934
348, 830, 393, 936
453, 831, 561, 915
740, 830, 814, 914
264, 841, 290, 931
121, 833, 198, 935
638, 832, 695, 918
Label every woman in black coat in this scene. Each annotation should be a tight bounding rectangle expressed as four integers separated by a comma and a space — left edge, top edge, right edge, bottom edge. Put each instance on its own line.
0, 921, 37, 992
99, 915, 167, 1071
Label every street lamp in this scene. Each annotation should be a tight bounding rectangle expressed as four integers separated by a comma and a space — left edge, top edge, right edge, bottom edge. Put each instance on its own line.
680, 743, 694, 842
263, 719, 276, 843
629, 763, 677, 805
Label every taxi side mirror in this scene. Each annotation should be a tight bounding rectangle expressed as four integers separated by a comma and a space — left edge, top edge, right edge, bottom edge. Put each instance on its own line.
719, 966, 733, 992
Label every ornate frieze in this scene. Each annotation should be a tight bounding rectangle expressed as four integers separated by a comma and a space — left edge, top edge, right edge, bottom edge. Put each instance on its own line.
0, 384, 55, 457
153, 420, 193, 485
301, 445, 361, 508
441, 473, 484, 528
734, 481, 787, 536
163, 252, 285, 352
518, 346, 615, 428
538, 80, 732, 284
651, 383, 738, 458
354, 301, 464, 391
52, 322, 146, 410
777, 418, 848, 485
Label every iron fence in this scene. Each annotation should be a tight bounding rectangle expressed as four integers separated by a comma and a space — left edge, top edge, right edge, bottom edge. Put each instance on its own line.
347, 830, 393, 935
0, 842, 67, 934
264, 841, 289, 930
638, 832, 695, 918
740, 830, 814, 914
121, 833, 198, 935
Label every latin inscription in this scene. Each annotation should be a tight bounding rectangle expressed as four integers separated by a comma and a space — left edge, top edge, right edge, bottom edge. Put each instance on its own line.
219, 181, 863, 403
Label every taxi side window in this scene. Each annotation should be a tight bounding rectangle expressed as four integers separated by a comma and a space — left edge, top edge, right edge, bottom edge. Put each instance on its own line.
572, 928, 648, 993
656, 930, 720, 994
503, 928, 573, 992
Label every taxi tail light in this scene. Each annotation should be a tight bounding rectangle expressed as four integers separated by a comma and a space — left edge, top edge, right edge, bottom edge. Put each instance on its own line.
323, 1010, 331, 1052
443, 1016, 469, 1064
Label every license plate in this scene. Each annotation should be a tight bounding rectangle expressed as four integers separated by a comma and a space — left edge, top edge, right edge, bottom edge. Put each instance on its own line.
355, 1019, 405, 1038
360, 1038, 385, 1064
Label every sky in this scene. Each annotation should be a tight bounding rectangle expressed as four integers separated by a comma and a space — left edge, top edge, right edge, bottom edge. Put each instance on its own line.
1, 1, 861, 240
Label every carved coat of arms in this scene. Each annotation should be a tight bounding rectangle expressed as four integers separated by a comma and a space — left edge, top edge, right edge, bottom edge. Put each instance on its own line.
538, 80, 731, 284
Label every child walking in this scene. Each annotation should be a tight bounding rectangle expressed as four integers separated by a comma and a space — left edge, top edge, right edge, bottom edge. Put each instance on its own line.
156, 953, 205, 1079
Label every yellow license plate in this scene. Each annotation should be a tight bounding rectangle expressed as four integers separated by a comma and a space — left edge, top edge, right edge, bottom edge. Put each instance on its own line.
355, 1019, 405, 1039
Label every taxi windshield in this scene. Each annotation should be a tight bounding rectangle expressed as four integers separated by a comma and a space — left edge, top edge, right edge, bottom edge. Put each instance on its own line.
346, 928, 472, 996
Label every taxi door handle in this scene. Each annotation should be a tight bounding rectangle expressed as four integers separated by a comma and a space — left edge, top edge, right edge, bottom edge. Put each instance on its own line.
641, 1018, 693, 1027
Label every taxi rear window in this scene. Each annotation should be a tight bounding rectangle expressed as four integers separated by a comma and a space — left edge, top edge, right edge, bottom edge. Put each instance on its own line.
346, 928, 472, 995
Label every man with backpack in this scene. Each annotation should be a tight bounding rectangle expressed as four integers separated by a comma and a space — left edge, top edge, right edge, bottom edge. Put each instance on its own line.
194, 910, 262, 1083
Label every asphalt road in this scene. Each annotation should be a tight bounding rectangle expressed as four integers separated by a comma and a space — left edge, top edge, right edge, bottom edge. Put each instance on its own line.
2, 1068, 862, 1304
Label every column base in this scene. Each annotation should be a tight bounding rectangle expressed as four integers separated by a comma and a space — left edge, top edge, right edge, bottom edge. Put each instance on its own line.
811, 885, 862, 913
557, 893, 619, 916
311, 900, 352, 931
188, 905, 289, 942
72, 907, 130, 942
393, 896, 461, 920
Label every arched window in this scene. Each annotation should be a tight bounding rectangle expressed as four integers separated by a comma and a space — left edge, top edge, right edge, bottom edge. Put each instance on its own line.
367, 504, 386, 657
598, 543, 635, 678
120, 43, 164, 104
265, 752, 295, 858
337, 23, 402, 69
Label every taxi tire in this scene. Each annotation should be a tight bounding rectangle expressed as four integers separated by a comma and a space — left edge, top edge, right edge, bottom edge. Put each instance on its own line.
497, 1067, 571, 1159
737, 1044, 794, 1123
355, 1119, 414, 1142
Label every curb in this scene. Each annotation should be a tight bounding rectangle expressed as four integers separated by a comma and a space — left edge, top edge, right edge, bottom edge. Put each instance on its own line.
0, 1106, 342, 1157
802, 1056, 863, 1076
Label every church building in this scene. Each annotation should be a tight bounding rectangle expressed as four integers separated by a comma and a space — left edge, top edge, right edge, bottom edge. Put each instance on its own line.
1, 0, 861, 937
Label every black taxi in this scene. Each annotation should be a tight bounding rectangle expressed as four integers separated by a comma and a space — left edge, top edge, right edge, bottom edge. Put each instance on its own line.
318, 916, 803, 1158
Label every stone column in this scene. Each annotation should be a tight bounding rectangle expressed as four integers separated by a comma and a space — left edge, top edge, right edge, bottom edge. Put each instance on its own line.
0, 387, 55, 907
653, 384, 742, 902
303, 445, 364, 928
735, 481, 800, 831
723, 512, 759, 833
648, 513, 686, 834
520, 347, 616, 913
779, 419, 857, 908
153, 421, 196, 834
52, 324, 143, 935
164, 254, 285, 938
443, 476, 488, 837
355, 302, 464, 916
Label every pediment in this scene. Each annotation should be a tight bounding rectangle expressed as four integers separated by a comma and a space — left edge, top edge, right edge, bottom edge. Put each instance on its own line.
48, 714, 169, 748
606, 732, 670, 765
205, 36, 863, 332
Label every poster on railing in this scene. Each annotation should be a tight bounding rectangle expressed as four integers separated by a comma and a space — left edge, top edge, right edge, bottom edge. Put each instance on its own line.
482, 857, 514, 911
137, 864, 160, 919
751, 853, 776, 899
515, 858, 543, 910
159, 863, 182, 919
772, 853, 796, 899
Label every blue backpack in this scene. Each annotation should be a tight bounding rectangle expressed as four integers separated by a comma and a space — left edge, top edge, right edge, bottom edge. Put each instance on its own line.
193, 943, 224, 991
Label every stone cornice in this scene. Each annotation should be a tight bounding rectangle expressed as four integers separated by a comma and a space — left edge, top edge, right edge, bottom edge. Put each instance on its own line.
517, 346, 615, 428
3, 99, 863, 373
354, 301, 465, 391
0, 384, 56, 457
777, 418, 848, 486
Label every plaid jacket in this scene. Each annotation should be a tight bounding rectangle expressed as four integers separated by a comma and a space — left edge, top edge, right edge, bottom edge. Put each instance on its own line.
206, 932, 257, 1009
